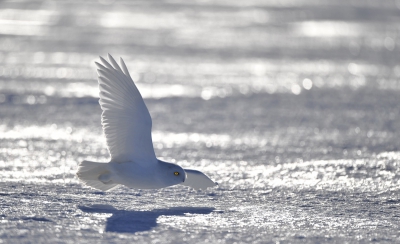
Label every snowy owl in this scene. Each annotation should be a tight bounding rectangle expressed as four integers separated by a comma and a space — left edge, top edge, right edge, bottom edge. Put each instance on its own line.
76, 54, 216, 191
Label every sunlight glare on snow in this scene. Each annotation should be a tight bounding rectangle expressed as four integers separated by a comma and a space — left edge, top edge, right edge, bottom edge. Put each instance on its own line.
0, 9, 58, 36
294, 21, 363, 37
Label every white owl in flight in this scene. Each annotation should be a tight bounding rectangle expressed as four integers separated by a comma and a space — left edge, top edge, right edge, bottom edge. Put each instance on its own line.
76, 54, 216, 191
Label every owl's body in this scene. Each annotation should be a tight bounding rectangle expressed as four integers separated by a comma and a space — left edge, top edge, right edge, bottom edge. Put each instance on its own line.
76, 54, 216, 191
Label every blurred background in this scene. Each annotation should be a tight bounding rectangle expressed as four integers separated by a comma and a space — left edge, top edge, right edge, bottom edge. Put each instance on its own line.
1, 0, 400, 243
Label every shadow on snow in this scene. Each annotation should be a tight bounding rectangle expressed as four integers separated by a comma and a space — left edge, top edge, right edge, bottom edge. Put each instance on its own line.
78, 204, 214, 234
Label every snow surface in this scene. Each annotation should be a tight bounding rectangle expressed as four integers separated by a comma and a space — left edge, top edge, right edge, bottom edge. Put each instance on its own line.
1, 0, 400, 243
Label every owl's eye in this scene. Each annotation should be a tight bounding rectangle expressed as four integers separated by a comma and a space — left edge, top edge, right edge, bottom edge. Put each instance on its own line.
174, 172, 180, 176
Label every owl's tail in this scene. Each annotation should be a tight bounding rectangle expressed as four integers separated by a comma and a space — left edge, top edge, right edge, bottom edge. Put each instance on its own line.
76, 160, 119, 191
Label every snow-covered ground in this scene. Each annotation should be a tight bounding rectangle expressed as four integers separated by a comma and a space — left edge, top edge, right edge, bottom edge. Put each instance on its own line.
1, 0, 400, 243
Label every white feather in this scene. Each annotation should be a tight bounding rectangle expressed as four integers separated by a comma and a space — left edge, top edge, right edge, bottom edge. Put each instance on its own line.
182, 169, 217, 190
76, 160, 120, 191
96, 54, 157, 164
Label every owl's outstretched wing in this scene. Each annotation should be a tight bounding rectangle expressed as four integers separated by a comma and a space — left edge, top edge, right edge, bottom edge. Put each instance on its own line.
182, 169, 217, 190
96, 54, 157, 165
